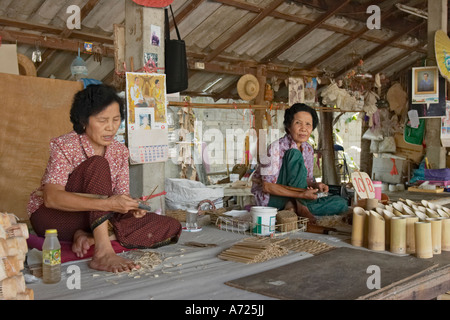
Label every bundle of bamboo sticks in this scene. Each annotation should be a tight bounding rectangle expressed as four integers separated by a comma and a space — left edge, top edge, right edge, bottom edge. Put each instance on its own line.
0, 212, 34, 300
245, 237, 335, 255
218, 238, 289, 264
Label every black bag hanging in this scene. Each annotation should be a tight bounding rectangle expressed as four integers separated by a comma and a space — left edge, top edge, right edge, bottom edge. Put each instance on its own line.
165, 5, 188, 94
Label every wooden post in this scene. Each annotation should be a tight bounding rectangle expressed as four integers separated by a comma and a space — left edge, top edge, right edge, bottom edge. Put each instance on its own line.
125, 1, 166, 211
255, 65, 267, 162
319, 111, 338, 185
425, 0, 448, 169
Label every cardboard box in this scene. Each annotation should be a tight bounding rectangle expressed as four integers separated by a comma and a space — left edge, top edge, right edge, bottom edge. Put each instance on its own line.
372, 157, 405, 184
394, 133, 424, 163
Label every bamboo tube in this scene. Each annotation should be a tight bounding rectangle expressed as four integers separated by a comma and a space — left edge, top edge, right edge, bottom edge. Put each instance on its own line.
437, 208, 449, 218
405, 215, 419, 254
440, 217, 450, 252
0, 213, 11, 229
368, 211, 385, 251
1, 256, 20, 278
426, 208, 440, 219
351, 207, 367, 247
365, 198, 378, 211
15, 288, 34, 301
415, 222, 433, 259
0, 225, 5, 240
426, 218, 442, 255
6, 224, 29, 240
402, 206, 415, 217
0, 277, 18, 300
383, 209, 395, 249
390, 217, 406, 254
413, 208, 428, 221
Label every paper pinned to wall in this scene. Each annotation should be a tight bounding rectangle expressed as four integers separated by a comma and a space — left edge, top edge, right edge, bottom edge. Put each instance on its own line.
126, 72, 169, 164
0, 44, 19, 75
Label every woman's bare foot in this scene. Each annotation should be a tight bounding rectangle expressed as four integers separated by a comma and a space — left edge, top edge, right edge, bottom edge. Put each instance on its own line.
89, 250, 140, 273
72, 230, 95, 258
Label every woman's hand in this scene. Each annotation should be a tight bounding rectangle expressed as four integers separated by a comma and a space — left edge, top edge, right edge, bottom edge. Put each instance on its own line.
315, 182, 329, 193
302, 187, 319, 200
107, 194, 140, 214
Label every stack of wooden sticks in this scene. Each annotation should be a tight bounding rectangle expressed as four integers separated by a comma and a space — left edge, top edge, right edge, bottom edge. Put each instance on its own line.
218, 238, 289, 264
0, 212, 34, 300
218, 237, 336, 264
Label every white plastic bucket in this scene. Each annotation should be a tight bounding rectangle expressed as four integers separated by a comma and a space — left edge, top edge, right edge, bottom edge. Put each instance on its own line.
251, 206, 277, 236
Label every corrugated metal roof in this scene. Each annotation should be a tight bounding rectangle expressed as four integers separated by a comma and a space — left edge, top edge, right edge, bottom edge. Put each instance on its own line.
0, 0, 434, 100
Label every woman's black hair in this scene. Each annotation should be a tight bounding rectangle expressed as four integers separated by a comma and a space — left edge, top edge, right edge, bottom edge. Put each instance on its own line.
283, 103, 319, 133
70, 84, 125, 134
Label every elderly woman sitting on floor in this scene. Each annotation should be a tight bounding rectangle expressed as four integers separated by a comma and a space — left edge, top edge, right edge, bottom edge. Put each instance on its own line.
27, 84, 182, 273
251, 103, 348, 224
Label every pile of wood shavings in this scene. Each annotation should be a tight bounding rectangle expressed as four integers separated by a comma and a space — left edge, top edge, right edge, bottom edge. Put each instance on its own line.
92, 250, 164, 281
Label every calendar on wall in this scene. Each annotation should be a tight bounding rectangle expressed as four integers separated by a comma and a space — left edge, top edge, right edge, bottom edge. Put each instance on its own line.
126, 72, 169, 164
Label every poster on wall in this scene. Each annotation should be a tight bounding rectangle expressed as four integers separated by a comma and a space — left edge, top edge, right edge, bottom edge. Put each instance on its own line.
288, 77, 305, 105
409, 69, 447, 118
411, 66, 439, 105
441, 101, 450, 147
126, 72, 169, 164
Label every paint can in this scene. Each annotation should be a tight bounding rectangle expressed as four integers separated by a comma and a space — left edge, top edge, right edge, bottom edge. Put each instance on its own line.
251, 207, 277, 236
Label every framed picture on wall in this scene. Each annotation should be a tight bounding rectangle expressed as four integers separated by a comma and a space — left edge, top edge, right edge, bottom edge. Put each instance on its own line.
412, 66, 439, 104
409, 69, 447, 118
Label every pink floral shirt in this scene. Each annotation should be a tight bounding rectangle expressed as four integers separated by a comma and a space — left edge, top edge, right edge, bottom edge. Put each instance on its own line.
251, 134, 315, 207
27, 131, 130, 217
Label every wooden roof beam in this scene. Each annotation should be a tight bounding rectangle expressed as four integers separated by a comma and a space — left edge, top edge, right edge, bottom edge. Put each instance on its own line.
215, 0, 427, 54
37, 0, 101, 72
0, 29, 114, 57
261, 0, 351, 63
372, 49, 425, 75
304, 2, 398, 70
335, 21, 427, 78
0, 18, 113, 44
170, 0, 206, 31
204, 0, 285, 62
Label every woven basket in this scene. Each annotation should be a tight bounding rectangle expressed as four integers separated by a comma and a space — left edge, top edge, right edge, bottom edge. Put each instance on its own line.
276, 210, 298, 232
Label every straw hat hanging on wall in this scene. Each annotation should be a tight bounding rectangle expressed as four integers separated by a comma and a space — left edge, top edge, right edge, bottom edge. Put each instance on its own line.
237, 74, 260, 102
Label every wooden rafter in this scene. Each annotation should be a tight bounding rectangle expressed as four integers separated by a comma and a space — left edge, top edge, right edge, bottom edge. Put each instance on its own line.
0, 18, 113, 44
170, 0, 206, 31
304, 0, 397, 70
215, 0, 427, 54
36, 0, 101, 72
261, 0, 351, 63
334, 21, 427, 78
0, 29, 114, 57
372, 49, 425, 75
204, 0, 286, 62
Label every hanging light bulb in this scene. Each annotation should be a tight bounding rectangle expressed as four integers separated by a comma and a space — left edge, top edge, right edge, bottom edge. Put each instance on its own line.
32, 41, 42, 63
71, 47, 88, 76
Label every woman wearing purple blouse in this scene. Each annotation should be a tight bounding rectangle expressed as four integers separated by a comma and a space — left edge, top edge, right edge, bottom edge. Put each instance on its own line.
251, 103, 348, 224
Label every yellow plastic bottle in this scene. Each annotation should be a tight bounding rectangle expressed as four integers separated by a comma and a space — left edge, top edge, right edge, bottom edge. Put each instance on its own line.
42, 229, 61, 284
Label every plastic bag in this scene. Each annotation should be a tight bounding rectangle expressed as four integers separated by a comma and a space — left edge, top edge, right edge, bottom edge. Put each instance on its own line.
370, 140, 379, 153
378, 136, 396, 153
362, 127, 384, 141
404, 119, 425, 145
165, 178, 224, 210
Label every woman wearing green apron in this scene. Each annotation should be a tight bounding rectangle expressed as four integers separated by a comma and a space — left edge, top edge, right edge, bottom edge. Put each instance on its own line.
251, 103, 348, 224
